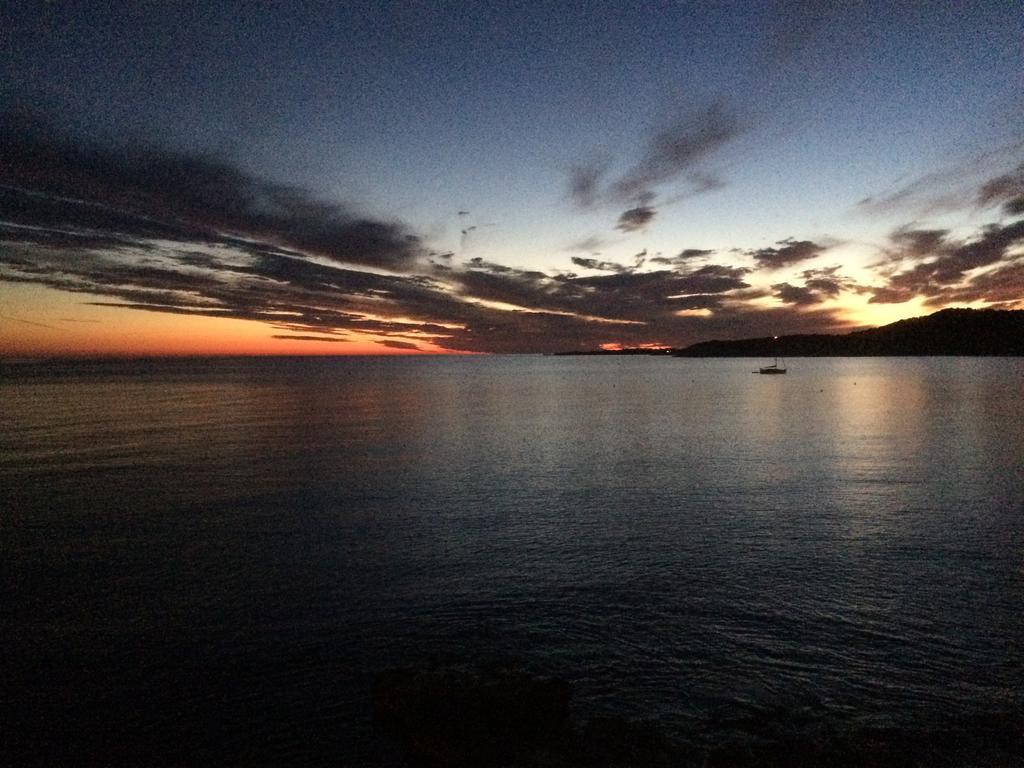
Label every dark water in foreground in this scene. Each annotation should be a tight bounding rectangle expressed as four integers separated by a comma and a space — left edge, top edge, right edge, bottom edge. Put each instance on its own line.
3, 356, 1023, 765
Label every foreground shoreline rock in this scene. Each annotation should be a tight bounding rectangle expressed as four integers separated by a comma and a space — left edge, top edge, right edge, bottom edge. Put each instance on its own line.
373, 664, 690, 767
374, 664, 1023, 767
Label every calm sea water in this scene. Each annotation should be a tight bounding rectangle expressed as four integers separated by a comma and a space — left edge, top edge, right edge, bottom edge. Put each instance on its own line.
3, 356, 1022, 764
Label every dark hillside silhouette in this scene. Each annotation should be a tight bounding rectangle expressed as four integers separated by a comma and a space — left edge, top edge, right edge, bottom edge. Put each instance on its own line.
674, 308, 1024, 357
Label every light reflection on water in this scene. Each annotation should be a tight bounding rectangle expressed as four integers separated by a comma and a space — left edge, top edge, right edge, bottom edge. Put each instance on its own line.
3, 355, 1023, 763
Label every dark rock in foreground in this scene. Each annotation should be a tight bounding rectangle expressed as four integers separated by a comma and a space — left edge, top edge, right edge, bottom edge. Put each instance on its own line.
374, 665, 1024, 767
579, 717, 685, 767
373, 665, 693, 767
374, 665, 573, 766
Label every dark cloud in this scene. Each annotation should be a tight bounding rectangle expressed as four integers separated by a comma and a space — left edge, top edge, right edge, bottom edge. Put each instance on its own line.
650, 248, 714, 266
899, 219, 1023, 284
376, 339, 423, 350
0, 206, 482, 345
568, 257, 596, 270
977, 162, 1024, 216
668, 264, 751, 294
570, 249, 647, 274
0, 113, 425, 271
749, 238, 827, 268
449, 259, 750, 327
772, 283, 816, 305
571, 256, 633, 273
271, 334, 348, 342
866, 287, 910, 304
616, 205, 655, 232
888, 227, 949, 259
927, 260, 1024, 307
870, 218, 1024, 304
802, 268, 856, 297
772, 266, 860, 306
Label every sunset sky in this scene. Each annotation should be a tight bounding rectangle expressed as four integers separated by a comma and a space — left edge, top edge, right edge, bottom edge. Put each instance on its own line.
1, 1, 1022, 356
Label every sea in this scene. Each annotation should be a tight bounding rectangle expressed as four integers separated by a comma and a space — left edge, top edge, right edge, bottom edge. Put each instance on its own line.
3, 355, 1022, 765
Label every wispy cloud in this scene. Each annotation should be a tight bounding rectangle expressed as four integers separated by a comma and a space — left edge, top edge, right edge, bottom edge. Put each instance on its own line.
856, 141, 1024, 218
567, 162, 608, 210
565, 235, 607, 253
608, 104, 739, 204
615, 205, 656, 232
760, 0, 843, 65
0, 112, 426, 272
567, 103, 743, 231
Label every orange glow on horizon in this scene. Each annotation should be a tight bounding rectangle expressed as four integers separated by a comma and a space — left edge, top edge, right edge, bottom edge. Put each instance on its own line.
838, 294, 931, 330
0, 284, 472, 358
4, 279, 1013, 359
599, 342, 672, 351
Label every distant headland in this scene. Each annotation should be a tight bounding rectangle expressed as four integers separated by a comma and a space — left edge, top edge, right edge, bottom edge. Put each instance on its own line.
557, 309, 1024, 357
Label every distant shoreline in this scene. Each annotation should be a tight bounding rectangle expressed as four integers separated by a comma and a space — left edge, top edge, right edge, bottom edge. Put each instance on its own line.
558, 308, 1024, 357
2, 309, 1022, 362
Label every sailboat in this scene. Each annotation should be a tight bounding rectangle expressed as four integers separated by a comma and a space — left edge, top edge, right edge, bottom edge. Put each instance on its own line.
757, 335, 786, 374
757, 335, 787, 374
759, 357, 787, 374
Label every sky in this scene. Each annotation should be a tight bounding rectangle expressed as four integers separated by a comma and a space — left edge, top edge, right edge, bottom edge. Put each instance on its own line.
1, 1, 1022, 356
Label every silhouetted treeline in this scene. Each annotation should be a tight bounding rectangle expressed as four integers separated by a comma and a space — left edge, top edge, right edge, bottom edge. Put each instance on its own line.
675, 308, 1024, 357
